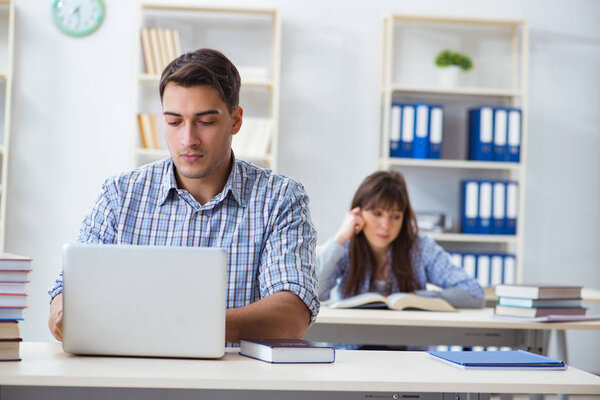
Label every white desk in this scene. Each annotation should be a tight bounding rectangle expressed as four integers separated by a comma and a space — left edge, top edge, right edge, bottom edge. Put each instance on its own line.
305, 307, 600, 358
0, 343, 598, 399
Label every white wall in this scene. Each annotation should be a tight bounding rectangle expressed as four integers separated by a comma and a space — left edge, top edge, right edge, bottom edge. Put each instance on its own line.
7, 0, 600, 372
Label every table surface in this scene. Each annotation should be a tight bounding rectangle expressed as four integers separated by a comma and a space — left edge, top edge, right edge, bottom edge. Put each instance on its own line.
1, 343, 599, 395
315, 307, 600, 330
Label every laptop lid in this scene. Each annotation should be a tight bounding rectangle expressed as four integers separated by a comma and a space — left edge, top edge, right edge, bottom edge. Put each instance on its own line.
62, 243, 227, 358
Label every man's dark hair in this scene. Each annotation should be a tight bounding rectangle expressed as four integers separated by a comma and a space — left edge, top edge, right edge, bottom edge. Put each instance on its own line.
159, 48, 241, 113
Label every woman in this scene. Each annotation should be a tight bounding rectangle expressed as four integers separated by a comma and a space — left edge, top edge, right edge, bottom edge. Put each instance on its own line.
318, 170, 485, 308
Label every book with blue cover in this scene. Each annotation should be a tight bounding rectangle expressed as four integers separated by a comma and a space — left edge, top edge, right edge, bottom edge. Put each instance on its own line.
428, 350, 566, 370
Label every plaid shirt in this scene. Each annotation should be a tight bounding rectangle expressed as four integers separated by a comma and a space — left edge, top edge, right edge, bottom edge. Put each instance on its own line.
49, 157, 320, 323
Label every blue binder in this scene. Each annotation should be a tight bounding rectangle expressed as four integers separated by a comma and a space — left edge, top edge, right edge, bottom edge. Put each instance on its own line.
475, 254, 490, 288
502, 254, 516, 284
389, 103, 402, 158
462, 253, 476, 278
478, 180, 493, 234
493, 108, 508, 161
492, 180, 507, 234
507, 108, 522, 162
461, 180, 479, 234
413, 104, 429, 159
506, 181, 518, 235
490, 254, 504, 287
400, 104, 415, 158
428, 105, 444, 159
468, 107, 493, 161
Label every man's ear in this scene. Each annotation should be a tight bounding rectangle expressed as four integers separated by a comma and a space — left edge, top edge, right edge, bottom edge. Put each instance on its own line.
231, 106, 243, 135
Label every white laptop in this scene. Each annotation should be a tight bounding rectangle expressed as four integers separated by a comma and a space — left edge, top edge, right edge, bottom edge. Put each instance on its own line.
62, 243, 227, 358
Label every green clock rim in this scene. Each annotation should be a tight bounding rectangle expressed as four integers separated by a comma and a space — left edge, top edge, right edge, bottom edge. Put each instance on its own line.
51, 0, 105, 37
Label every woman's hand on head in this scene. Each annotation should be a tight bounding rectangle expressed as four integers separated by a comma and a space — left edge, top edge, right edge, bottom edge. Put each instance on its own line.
334, 207, 365, 245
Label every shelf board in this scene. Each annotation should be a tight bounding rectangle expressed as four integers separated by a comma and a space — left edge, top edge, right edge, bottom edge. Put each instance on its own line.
390, 14, 525, 28
383, 158, 521, 171
141, 3, 277, 16
138, 74, 273, 88
426, 232, 518, 244
388, 85, 522, 97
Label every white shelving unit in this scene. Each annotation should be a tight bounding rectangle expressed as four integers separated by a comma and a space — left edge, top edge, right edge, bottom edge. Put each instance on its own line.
133, 3, 281, 171
0, 0, 14, 251
379, 15, 529, 284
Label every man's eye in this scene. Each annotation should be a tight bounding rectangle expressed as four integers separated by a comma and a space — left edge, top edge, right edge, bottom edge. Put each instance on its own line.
199, 120, 215, 126
167, 121, 181, 127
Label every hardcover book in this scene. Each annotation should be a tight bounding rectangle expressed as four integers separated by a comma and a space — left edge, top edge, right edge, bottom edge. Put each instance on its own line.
0, 254, 32, 270
328, 292, 455, 312
0, 271, 31, 283
428, 350, 566, 370
495, 284, 582, 300
0, 338, 22, 361
497, 297, 582, 308
495, 305, 586, 318
239, 339, 335, 364
0, 307, 25, 321
0, 321, 20, 340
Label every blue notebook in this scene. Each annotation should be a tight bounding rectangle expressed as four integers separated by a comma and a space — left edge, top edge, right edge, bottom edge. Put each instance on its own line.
428, 350, 566, 370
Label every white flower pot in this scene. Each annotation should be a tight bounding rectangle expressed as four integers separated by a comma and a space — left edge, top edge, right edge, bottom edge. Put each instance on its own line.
437, 65, 460, 87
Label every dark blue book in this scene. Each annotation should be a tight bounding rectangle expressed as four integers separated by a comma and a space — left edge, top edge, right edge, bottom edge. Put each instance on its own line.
240, 339, 335, 364
428, 350, 566, 370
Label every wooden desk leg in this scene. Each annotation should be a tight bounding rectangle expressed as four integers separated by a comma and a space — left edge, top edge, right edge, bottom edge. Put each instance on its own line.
556, 330, 569, 400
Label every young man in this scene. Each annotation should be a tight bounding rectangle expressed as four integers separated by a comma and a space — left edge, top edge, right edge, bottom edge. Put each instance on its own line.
48, 49, 319, 344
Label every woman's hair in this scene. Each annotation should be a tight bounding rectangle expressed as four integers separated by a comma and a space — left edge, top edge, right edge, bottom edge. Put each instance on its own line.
342, 170, 420, 297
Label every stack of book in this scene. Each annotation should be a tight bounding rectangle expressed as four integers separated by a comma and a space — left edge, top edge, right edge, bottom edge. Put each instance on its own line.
0, 253, 32, 361
494, 284, 584, 319
140, 28, 182, 75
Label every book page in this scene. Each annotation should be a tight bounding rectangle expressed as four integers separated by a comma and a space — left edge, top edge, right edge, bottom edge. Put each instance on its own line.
387, 293, 455, 311
328, 292, 388, 309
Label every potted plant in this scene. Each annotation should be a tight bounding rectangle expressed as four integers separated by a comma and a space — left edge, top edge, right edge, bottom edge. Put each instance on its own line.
434, 50, 473, 87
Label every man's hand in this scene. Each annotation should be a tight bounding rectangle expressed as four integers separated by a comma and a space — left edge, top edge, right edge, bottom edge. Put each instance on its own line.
48, 293, 64, 341
226, 291, 311, 344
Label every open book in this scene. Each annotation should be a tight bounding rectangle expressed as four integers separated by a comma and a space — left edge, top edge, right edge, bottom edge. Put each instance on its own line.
328, 292, 455, 312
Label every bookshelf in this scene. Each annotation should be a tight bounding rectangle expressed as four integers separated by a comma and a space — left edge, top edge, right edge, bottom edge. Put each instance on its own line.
132, 3, 281, 171
0, 0, 14, 252
379, 15, 529, 285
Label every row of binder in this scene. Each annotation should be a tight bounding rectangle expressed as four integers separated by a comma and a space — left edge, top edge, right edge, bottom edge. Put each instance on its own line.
462, 180, 519, 235
389, 103, 443, 159
449, 252, 516, 288
469, 107, 522, 163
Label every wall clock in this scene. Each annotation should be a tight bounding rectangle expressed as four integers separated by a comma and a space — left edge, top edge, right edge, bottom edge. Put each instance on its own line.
52, 0, 105, 37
